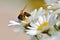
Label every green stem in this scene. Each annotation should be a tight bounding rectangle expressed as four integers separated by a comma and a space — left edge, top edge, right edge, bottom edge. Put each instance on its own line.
35, 35, 40, 40
47, 31, 51, 36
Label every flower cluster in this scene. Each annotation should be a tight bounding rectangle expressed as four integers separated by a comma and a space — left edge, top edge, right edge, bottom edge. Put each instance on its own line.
8, 0, 60, 40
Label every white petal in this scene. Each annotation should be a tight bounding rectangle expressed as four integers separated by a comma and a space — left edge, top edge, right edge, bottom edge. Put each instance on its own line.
27, 26, 36, 30
47, 13, 52, 21
56, 21, 60, 26
58, 0, 60, 4
43, 16, 47, 22
47, 6, 52, 9
47, 4, 60, 9
35, 21, 40, 26
37, 7, 43, 14
38, 16, 44, 24
29, 9, 38, 22
26, 30, 38, 35
9, 20, 19, 24
37, 7, 45, 15
49, 14, 57, 26
8, 20, 20, 26
31, 9, 37, 17
45, 0, 57, 5
30, 22, 37, 28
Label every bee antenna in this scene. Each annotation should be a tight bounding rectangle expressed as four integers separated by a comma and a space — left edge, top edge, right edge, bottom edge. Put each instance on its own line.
19, 4, 27, 14
23, 4, 27, 11
21, 4, 27, 12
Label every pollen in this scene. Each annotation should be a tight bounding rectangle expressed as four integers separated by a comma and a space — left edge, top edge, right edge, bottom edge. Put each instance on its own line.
37, 22, 48, 30
23, 18, 29, 22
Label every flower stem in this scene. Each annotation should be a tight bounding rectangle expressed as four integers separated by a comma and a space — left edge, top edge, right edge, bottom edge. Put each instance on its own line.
35, 35, 40, 40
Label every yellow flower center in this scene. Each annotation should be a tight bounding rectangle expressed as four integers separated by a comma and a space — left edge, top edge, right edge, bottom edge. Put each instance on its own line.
37, 22, 48, 30
23, 18, 29, 23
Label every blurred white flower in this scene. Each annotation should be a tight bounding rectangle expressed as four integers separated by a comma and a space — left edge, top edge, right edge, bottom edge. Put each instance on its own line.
42, 31, 60, 40
45, 0, 60, 9
29, 7, 52, 23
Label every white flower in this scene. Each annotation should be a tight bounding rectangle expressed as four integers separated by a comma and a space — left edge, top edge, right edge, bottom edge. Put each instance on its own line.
42, 31, 60, 40
26, 14, 54, 35
29, 7, 52, 23
25, 7, 56, 36
45, 0, 60, 9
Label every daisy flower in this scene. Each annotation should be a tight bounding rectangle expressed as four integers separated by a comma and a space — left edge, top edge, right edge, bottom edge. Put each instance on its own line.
26, 14, 54, 36
29, 7, 53, 23
25, 7, 56, 36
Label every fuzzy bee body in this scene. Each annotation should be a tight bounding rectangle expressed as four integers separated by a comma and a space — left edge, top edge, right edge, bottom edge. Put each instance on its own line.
18, 12, 31, 20
18, 13, 25, 20
18, 5, 31, 20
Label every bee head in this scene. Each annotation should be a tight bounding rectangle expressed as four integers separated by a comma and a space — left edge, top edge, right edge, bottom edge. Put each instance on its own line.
18, 13, 25, 20
24, 12, 31, 17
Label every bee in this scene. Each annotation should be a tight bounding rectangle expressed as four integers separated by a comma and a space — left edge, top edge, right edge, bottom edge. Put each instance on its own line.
18, 5, 31, 20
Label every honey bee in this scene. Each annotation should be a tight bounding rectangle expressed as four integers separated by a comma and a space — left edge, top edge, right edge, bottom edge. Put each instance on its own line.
18, 5, 31, 20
